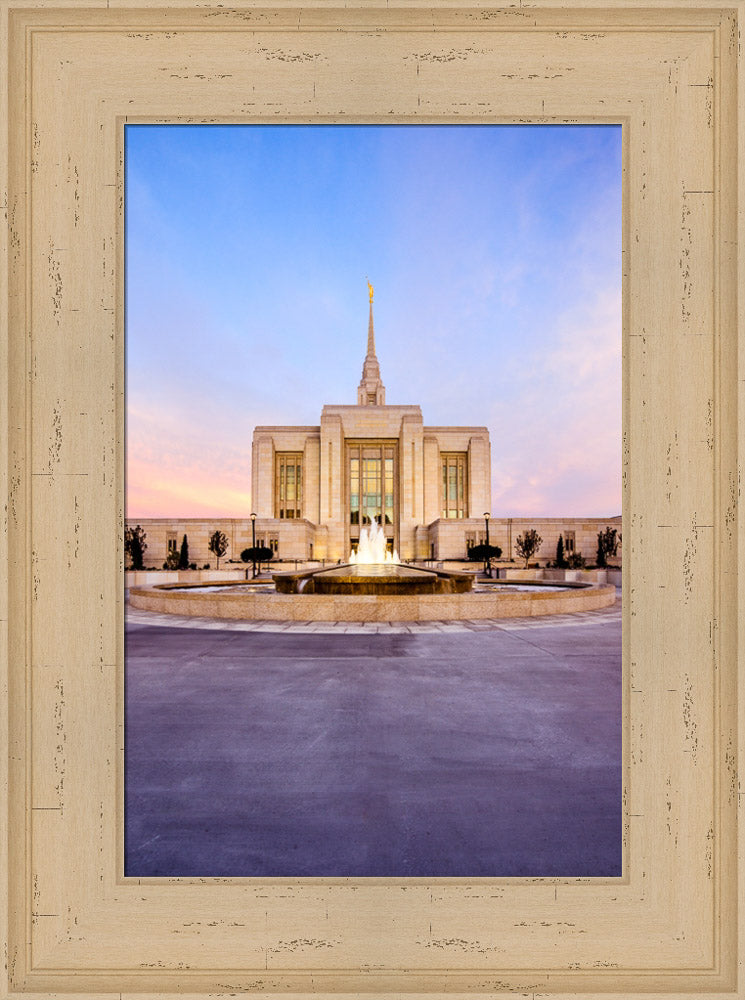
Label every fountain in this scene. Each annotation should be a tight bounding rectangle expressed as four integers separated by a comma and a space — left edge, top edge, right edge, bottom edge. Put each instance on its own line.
349, 521, 399, 565
129, 524, 616, 620
274, 524, 472, 596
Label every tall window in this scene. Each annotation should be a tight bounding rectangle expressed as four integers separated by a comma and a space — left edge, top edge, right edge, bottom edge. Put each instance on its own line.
350, 455, 360, 524
275, 453, 302, 519
441, 453, 468, 518
362, 456, 382, 525
384, 456, 394, 525
349, 443, 395, 527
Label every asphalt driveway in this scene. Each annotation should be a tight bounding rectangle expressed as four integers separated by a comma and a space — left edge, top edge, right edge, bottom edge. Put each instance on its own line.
125, 610, 622, 878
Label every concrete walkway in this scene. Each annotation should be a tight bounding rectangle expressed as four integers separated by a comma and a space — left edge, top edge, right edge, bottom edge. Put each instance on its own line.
125, 603, 622, 878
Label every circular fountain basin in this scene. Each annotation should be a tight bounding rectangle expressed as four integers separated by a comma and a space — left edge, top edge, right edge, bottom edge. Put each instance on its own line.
129, 575, 616, 622
274, 562, 473, 596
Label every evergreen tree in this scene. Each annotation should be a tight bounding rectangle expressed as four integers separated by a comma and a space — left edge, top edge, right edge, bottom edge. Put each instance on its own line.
596, 526, 619, 568
556, 534, 566, 568
596, 534, 605, 567
178, 534, 190, 570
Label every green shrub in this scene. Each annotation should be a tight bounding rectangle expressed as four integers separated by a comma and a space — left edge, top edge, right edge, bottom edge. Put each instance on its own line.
125, 524, 147, 570
467, 543, 502, 563
596, 527, 619, 568
241, 546, 274, 563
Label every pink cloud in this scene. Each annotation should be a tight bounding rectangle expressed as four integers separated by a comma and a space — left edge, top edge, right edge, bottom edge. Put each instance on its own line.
489, 287, 622, 517
126, 398, 254, 517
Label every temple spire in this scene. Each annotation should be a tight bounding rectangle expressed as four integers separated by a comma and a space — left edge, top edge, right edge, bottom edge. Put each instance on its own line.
358, 281, 386, 406
366, 280, 376, 357
366, 301, 376, 358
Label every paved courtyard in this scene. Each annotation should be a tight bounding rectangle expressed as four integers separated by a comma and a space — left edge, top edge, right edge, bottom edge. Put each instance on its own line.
125, 599, 622, 878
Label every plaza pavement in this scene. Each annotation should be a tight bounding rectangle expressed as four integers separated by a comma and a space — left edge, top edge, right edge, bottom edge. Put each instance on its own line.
125, 597, 622, 878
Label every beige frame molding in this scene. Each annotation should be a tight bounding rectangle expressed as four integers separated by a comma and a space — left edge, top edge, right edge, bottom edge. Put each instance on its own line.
1, 2, 742, 997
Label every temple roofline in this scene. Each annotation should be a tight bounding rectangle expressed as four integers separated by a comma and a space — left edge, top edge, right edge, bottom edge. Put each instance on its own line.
253, 425, 321, 433
322, 404, 421, 415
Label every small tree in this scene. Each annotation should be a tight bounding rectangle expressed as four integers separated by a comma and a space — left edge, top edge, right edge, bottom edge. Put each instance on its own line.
241, 546, 274, 573
555, 534, 566, 569
596, 526, 619, 568
208, 529, 229, 570
515, 528, 542, 569
467, 543, 502, 565
241, 545, 274, 563
125, 524, 147, 570
178, 533, 190, 570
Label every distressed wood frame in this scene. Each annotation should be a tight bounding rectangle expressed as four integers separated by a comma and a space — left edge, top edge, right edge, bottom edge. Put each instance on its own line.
1, 1, 743, 996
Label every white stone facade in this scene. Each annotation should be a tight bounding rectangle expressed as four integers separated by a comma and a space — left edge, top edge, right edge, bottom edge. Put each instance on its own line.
126, 299, 620, 568
250, 300, 491, 561
124, 515, 622, 569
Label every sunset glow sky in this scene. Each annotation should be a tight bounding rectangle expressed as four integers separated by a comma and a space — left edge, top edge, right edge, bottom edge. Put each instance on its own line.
126, 124, 622, 519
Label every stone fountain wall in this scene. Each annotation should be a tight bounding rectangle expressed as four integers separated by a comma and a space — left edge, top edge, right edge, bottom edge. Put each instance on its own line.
129, 582, 616, 622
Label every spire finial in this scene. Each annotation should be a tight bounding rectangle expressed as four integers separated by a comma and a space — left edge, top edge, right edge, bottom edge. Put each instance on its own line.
366, 285, 376, 359
358, 282, 385, 406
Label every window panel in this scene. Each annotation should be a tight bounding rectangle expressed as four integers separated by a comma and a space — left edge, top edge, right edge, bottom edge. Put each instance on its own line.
275, 453, 303, 519
441, 453, 468, 518
348, 443, 397, 533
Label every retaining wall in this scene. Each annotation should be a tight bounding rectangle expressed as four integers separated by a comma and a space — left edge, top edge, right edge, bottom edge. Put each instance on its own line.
129, 582, 617, 622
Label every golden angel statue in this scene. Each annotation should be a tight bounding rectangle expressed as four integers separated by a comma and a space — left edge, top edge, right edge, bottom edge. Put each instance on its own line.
367, 279, 374, 304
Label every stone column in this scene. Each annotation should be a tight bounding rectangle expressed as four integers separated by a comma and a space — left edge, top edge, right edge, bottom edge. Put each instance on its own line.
251, 433, 275, 517
319, 413, 344, 560
468, 432, 491, 517
399, 412, 424, 560
422, 434, 440, 525
303, 433, 321, 525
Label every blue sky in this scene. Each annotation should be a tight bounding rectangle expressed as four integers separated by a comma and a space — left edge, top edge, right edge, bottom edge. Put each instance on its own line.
126, 123, 622, 518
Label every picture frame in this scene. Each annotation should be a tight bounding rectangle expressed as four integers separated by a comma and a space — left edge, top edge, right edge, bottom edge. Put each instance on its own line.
1, 2, 741, 996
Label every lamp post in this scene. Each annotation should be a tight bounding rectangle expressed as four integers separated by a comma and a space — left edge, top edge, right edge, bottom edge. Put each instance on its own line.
250, 512, 257, 578
483, 512, 491, 578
